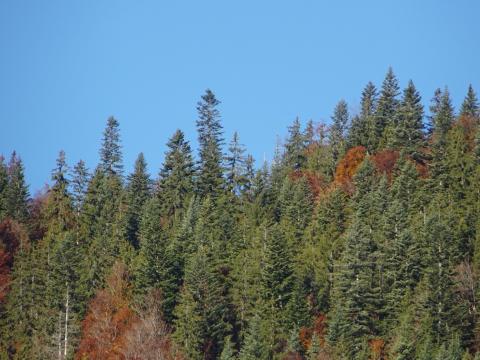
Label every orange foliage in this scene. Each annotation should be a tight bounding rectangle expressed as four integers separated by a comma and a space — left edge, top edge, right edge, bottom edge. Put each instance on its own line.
456, 115, 478, 150
371, 150, 399, 181
76, 262, 137, 360
76, 266, 182, 360
334, 146, 367, 193
368, 338, 385, 360
289, 170, 327, 200
0, 219, 28, 304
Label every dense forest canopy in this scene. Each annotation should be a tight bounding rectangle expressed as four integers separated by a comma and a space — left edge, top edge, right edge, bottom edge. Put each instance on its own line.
1, 69, 480, 359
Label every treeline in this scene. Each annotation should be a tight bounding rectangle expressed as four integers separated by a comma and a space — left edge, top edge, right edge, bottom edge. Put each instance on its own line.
1, 69, 480, 359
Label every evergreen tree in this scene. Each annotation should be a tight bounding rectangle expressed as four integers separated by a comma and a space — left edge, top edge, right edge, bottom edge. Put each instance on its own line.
71, 160, 90, 214
360, 81, 379, 152
158, 129, 195, 221
196, 89, 225, 198
125, 152, 151, 249
174, 244, 230, 359
99, 116, 123, 176
0, 156, 8, 221
394, 80, 425, 156
261, 223, 293, 311
460, 84, 479, 118
376, 67, 400, 148
284, 117, 307, 170
5, 151, 29, 223
225, 131, 247, 195
329, 99, 349, 174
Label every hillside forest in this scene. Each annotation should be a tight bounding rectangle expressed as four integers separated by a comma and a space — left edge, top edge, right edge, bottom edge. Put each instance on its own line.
1, 68, 480, 359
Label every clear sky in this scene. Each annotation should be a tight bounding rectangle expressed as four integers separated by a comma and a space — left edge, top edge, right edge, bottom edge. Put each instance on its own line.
1, 0, 479, 193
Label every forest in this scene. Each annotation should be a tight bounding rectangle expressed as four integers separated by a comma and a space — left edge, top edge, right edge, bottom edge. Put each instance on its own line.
1, 68, 480, 359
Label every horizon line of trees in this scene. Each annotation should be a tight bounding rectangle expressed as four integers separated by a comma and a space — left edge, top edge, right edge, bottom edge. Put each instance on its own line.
0, 68, 480, 359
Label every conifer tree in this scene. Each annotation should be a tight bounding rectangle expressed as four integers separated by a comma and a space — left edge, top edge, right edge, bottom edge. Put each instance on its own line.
158, 129, 195, 221
174, 244, 230, 359
394, 80, 425, 156
376, 67, 400, 148
360, 81, 378, 152
71, 159, 90, 214
125, 152, 150, 249
0, 156, 8, 221
196, 89, 225, 198
6, 151, 29, 223
284, 117, 307, 171
225, 131, 247, 195
329, 99, 349, 174
460, 84, 479, 118
100, 116, 123, 176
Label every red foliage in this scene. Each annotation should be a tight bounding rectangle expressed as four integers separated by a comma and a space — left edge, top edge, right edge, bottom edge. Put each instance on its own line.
76, 263, 138, 360
28, 188, 49, 242
299, 314, 327, 353
289, 170, 327, 200
76, 266, 182, 360
371, 150, 400, 181
457, 115, 478, 150
334, 146, 367, 193
0, 219, 28, 304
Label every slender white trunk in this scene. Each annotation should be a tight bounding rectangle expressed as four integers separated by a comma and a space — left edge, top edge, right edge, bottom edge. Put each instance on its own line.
58, 311, 62, 360
64, 285, 69, 359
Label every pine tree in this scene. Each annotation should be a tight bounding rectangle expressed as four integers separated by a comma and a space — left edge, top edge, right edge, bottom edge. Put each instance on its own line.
125, 153, 150, 249
196, 89, 225, 198
100, 116, 123, 176
394, 80, 425, 156
460, 84, 479, 118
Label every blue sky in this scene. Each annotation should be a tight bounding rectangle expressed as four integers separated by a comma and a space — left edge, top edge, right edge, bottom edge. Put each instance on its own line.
1, 0, 479, 193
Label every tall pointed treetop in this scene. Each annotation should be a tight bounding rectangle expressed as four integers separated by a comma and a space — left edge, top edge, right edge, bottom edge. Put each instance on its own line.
100, 116, 123, 176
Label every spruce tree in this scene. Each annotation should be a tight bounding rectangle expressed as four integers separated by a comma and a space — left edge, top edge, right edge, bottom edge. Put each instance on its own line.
0, 156, 8, 221
394, 80, 425, 156
125, 152, 151, 249
225, 131, 247, 195
460, 84, 479, 118
196, 89, 225, 198
284, 117, 307, 171
6, 151, 29, 223
360, 81, 379, 152
100, 116, 123, 176
71, 159, 90, 214
376, 67, 400, 148
329, 99, 349, 174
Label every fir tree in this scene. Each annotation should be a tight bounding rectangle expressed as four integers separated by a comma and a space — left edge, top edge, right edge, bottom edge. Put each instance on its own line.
225, 131, 247, 195
125, 152, 151, 249
329, 99, 349, 174
284, 117, 307, 171
71, 160, 90, 214
376, 67, 400, 148
100, 116, 123, 176
394, 80, 425, 156
158, 129, 195, 221
6, 151, 29, 223
460, 84, 479, 118
196, 89, 225, 198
